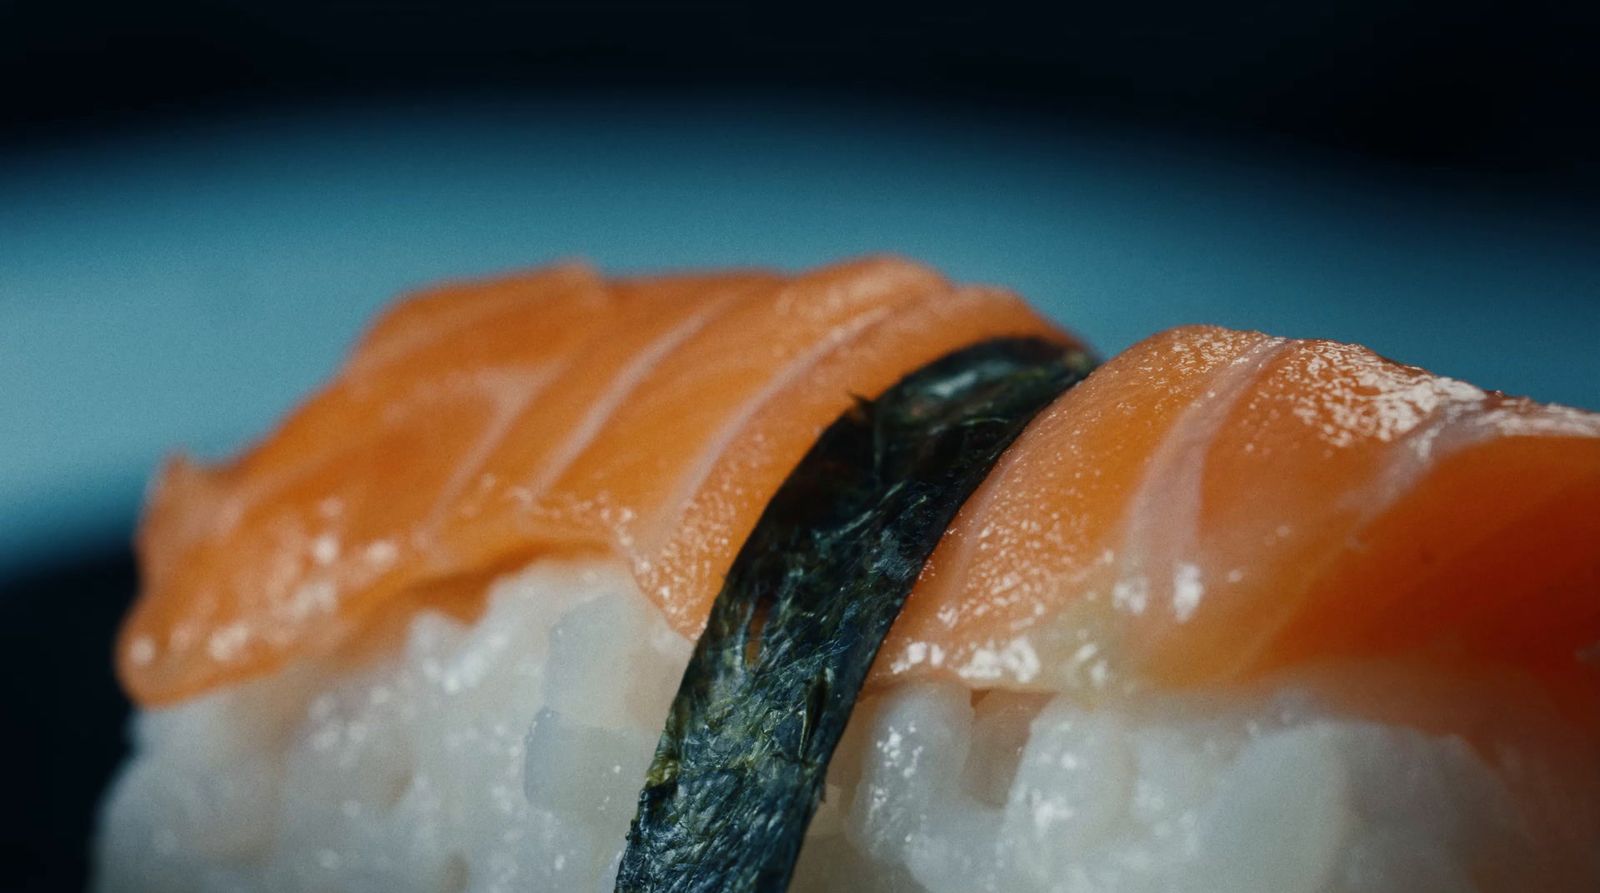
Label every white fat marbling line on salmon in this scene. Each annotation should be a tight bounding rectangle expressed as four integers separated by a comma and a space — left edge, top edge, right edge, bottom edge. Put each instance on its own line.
1338, 369, 1600, 534
1480, 399, 1600, 439
416, 365, 569, 539
165, 271, 604, 571
1334, 375, 1490, 530
99, 560, 1568, 892
1115, 336, 1290, 623
1415, 390, 1600, 462
637, 266, 957, 566
636, 298, 906, 564
348, 266, 607, 376
1284, 347, 1487, 450
517, 289, 748, 502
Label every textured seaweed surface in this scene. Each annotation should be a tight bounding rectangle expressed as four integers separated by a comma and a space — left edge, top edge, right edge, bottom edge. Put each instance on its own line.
616, 337, 1094, 892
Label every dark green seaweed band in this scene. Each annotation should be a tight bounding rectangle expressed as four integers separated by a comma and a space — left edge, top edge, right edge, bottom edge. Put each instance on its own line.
615, 337, 1094, 893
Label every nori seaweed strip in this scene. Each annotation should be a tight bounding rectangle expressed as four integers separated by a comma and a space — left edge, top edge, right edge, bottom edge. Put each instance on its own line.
616, 337, 1095, 893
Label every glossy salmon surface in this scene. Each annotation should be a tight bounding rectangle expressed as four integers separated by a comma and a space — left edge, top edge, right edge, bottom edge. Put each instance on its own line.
888, 326, 1600, 712
119, 260, 1600, 725
120, 258, 1071, 704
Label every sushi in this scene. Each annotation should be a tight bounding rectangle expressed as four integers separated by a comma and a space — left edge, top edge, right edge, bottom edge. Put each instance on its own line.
97, 257, 1600, 891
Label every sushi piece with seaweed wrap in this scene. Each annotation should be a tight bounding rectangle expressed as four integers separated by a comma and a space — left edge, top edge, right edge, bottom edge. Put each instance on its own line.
98, 257, 1600, 892
618, 338, 1094, 891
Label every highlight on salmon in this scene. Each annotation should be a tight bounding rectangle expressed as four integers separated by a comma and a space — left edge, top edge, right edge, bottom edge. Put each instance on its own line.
97, 257, 1600, 892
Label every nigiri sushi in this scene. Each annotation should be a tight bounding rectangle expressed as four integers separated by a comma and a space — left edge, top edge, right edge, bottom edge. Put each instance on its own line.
96, 257, 1600, 892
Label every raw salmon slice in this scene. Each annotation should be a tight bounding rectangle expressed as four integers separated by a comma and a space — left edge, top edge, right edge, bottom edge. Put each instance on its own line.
885, 326, 1600, 715
119, 258, 1600, 725
119, 258, 1072, 704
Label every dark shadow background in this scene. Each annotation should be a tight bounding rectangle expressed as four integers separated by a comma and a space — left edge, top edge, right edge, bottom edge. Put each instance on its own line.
4, 2, 1600, 195
2, 2, 1597, 889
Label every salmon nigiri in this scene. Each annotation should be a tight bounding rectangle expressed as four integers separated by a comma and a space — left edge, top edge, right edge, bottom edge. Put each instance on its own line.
100, 258, 1600, 893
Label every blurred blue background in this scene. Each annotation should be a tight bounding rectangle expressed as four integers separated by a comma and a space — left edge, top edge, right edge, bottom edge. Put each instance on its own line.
2, 2, 1599, 888
4, 97, 1598, 573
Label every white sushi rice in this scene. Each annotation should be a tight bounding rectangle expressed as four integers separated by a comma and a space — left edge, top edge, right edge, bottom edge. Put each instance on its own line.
98, 561, 1541, 892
